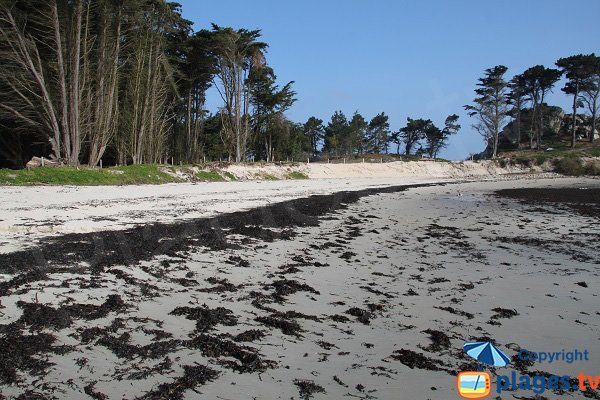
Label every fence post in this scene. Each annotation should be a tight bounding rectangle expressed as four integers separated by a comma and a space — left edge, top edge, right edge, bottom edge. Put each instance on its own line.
100, 159, 103, 169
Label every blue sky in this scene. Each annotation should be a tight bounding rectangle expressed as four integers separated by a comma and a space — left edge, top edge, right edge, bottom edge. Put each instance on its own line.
177, 0, 600, 159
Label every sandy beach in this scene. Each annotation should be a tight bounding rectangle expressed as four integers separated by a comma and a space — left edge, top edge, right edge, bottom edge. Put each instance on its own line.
0, 160, 541, 254
0, 175, 599, 399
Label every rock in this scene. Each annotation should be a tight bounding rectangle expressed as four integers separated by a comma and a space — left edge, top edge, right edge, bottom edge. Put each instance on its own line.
26, 156, 60, 168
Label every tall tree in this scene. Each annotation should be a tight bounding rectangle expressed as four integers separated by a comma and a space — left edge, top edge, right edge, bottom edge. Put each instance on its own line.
0, 0, 189, 166
424, 114, 460, 158
349, 112, 368, 155
323, 111, 348, 157
176, 29, 216, 164
207, 24, 267, 162
507, 74, 528, 148
578, 55, 600, 143
248, 65, 296, 161
365, 112, 390, 154
556, 55, 595, 148
303, 117, 324, 157
464, 66, 510, 158
0, 0, 86, 164
521, 65, 562, 150
390, 129, 402, 155
536, 67, 562, 149
85, 0, 124, 167
121, 1, 188, 164
398, 117, 430, 156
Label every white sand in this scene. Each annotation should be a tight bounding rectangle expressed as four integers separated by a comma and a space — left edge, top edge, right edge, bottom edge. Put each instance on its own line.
0, 160, 546, 254
0, 176, 598, 399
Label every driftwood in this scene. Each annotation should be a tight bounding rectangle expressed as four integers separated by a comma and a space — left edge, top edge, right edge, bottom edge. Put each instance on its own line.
26, 157, 60, 168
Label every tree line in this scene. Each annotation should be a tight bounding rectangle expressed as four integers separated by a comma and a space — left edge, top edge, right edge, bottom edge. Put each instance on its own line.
466, 54, 600, 158
308, 111, 460, 159
0, 0, 461, 168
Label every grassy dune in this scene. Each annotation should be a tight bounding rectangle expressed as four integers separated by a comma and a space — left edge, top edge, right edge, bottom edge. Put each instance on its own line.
497, 140, 600, 176
0, 165, 181, 186
0, 164, 310, 186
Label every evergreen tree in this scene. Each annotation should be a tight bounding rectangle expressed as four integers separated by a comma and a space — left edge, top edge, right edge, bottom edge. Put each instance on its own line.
425, 114, 460, 158
365, 112, 390, 154
399, 118, 431, 156
580, 56, 600, 143
557, 54, 597, 147
349, 112, 368, 155
248, 65, 296, 161
323, 111, 348, 157
521, 65, 562, 150
303, 117, 324, 157
465, 66, 510, 158
507, 74, 528, 149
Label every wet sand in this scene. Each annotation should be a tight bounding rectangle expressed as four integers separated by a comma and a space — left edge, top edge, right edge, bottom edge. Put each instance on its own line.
0, 177, 599, 399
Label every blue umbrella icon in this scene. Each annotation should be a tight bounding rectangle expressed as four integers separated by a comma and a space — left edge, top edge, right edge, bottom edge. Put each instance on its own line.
464, 342, 511, 367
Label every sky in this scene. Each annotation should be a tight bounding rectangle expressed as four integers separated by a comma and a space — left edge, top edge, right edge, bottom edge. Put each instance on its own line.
177, 0, 600, 160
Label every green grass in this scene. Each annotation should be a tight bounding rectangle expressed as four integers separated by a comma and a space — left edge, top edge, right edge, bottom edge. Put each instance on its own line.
254, 172, 278, 180
583, 147, 600, 157
0, 164, 180, 186
222, 171, 238, 181
195, 170, 226, 182
286, 171, 309, 180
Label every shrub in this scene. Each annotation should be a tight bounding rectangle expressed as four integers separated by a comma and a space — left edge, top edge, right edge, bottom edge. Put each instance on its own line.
534, 154, 548, 166
583, 160, 600, 176
514, 157, 532, 167
554, 157, 584, 176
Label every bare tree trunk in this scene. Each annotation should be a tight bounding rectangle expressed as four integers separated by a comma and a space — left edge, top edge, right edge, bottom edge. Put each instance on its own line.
186, 87, 193, 162
71, 0, 83, 165
591, 95, 598, 144
242, 69, 250, 162
584, 80, 599, 144
514, 98, 522, 148
538, 92, 546, 151
530, 95, 539, 150
570, 82, 579, 148
492, 92, 499, 158
0, 5, 64, 159
51, 0, 71, 161
88, 5, 121, 167
235, 65, 242, 162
